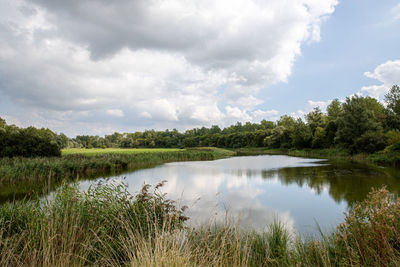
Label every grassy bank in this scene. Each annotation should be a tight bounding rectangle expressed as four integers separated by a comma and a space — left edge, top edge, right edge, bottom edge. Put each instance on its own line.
0, 182, 398, 266
235, 147, 400, 167
0, 148, 234, 184
0, 148, 234, 201
62, 148, 184, 156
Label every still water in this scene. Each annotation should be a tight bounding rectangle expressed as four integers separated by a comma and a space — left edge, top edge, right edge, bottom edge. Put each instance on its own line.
79, 155, 400, 236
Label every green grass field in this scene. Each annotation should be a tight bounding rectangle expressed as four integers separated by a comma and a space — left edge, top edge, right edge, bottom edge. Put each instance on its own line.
62, 148, 184, 156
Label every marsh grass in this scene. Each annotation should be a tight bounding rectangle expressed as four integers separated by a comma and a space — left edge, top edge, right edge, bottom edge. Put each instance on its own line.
0, 148, 234, 202
369, 151, 400, 167
0, 182, 398, 266
61, 148, 184, 156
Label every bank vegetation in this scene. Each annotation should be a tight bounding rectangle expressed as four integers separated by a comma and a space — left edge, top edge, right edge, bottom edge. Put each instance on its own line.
0, 182, 398, 266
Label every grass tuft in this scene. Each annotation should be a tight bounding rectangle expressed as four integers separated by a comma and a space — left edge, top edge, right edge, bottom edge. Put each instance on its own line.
0, 183, 399, 266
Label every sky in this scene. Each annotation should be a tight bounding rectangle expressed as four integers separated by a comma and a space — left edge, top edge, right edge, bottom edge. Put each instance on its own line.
0, 0, 399, 137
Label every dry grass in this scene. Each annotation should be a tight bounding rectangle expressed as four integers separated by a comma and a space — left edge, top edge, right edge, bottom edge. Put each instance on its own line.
0, 183, 399, 266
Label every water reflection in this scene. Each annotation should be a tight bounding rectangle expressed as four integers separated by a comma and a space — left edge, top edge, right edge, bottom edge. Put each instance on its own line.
76, 155, 400, 236
261, 162, 400, 206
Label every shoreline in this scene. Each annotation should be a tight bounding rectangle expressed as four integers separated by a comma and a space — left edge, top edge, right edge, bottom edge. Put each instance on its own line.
234, 147, 400, 168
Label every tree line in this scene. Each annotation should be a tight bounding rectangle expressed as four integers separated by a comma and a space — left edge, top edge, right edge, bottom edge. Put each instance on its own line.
0, 118, 62, 157
1, 85, 399, 157
71, 85, 400, 154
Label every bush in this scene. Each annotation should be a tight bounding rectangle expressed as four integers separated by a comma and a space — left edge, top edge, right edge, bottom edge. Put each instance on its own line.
0, 182, 188, 265
0, 124, 61, 157
352, 131, 387, 154
335, 187, 400, 266
1, 184, 400, 266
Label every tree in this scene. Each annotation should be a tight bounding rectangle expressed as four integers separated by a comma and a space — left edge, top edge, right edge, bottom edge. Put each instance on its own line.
354, 131, 387, 154
385, 85, 400, 115
312, 127, 327, 148
276, 116, 296, 148
260, 120, 275, 130
0, 117, 5, 128
292, 119, 312, 149
324, 99, 342, 146
336, 96, 384, 153
265, 126, 285, 148
0, 120, 61, 157
306, 107, 325, 135
384, 85, 400, 130
326, 99, 342, 122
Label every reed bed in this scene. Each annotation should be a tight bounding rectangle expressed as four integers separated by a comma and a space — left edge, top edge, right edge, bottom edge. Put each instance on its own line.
61, 148, 184, 156
0, 148, 234, 185
0, 182, 398, 266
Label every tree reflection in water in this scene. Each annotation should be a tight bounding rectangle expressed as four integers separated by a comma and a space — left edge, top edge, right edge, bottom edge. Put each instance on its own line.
260, 161, 400, 206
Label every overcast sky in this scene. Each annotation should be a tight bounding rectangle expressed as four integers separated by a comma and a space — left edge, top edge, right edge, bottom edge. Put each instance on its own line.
0, 0, 399, 136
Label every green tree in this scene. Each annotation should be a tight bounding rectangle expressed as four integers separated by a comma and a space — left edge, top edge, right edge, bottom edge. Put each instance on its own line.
384, 85, 400, 130
291, 119, 312, 149
260, 120, 275, 130
324, 99, 342, 146
265, 126, 285, 148
0, 117, 6, 128
385, 85, 400, 115
276, 116, 296, 148
306, 107, 325, 135
336, 96, 385, 153
326, 99, 342, 122
312, 127, 327, 148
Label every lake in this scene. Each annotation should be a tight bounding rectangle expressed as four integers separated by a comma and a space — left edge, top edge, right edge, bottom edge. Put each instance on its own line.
78, 155, 400, 236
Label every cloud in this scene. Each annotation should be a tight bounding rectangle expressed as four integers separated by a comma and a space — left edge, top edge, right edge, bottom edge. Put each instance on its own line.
0, 115, 23, 127
0, 0, 338, 135
390, 3, 400, 23
294, 59, 400, 120
251, 109, 279, 122
360, 59, 400, 99
106, 109, 124, 117
291, 99, 332, 119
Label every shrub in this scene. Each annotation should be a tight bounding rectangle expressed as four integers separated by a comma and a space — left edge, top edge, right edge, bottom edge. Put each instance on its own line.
335, 187, 400, 266
352, 131, 387, 154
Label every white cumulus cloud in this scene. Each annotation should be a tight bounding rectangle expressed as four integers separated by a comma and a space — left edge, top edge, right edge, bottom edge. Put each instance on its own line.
361, 59, 400, 99
0, 0, 338, 135
291, 99, 332, 119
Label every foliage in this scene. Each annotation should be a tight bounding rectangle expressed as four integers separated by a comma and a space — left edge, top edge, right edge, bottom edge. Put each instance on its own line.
62, 148, 183, 155
336, 96, 385, 153
369, 151, 400, 166
0, 122, 61, 157
0, 184, 399, 266
385, 85, 400, 116
0, 182, 188, 265
386, 130, 400, 147
353, 131, 387, 154
311, 127, 327, 148
1, 85, 400, 159
335, 187, 400, 266
305, 107, 325, 135
291, 119, 312, 149
0, 148, 234, 202
326, 98, 342, 121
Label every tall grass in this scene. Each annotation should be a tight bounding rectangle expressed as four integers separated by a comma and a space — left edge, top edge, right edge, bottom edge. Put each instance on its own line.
369, 151, 400, 167
62, 148, 184, 156
0, 148, 234, 201
0, 183, 398, 266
